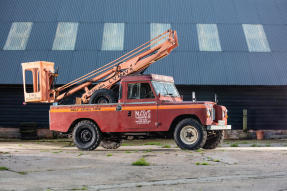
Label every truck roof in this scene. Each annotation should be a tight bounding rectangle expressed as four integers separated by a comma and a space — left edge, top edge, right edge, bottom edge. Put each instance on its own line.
121, 74, 174, 83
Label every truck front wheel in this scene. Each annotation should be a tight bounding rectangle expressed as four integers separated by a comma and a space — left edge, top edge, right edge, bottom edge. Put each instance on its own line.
174, 118, 207, 150
72, 120, 101, 150
203, 130, 224, 149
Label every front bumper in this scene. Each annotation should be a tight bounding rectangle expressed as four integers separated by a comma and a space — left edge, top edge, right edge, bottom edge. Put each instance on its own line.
206, 125, 232, 130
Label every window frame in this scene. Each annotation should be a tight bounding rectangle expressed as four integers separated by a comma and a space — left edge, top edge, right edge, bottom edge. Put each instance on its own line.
197, 24, 222, 52
242, 24, 271, 52
125, 81, 156, 103
52, 22, 79, 50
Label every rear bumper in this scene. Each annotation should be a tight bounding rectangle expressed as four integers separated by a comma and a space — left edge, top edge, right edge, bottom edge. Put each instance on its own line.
206, 125, 231, 130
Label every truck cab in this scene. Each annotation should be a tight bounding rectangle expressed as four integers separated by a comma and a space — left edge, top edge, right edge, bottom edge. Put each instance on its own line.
50, 74, 231, 151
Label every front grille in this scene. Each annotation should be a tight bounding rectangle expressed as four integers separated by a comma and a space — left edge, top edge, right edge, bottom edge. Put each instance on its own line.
212, 108, 216, 121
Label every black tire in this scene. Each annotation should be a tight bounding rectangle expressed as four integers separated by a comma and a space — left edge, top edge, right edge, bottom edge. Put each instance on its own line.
89, 89, 117, 104
101, 139, 122, 149
203, 130, 224, 149
174, 118, 207, 150
72, 120, 101, 150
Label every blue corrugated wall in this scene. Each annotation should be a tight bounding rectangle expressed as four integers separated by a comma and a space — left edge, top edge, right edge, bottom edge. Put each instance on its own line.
0, 0, 287, 85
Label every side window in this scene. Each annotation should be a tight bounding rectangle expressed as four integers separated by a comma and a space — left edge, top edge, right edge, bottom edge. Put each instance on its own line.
127, 83, 155, 99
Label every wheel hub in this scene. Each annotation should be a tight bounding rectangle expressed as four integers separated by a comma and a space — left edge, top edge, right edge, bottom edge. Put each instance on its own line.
80, 129, 92, 142
180, 125, 199, 145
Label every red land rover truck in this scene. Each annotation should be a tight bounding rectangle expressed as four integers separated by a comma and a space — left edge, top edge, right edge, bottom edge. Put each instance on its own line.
50, 74, 231, 150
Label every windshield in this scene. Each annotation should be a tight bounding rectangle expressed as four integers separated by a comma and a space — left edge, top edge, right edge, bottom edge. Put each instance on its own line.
151, 81, 180, 97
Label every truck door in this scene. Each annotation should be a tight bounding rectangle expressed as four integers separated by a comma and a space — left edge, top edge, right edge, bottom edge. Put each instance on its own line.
119, 82, 158, 131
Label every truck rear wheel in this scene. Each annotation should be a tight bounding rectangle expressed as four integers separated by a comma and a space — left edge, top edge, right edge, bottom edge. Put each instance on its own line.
89, 89, 116, 104
203, 130, 224, 149
174, 118, 207, 150
72, 120, 101, 150
101, 139, 122, 149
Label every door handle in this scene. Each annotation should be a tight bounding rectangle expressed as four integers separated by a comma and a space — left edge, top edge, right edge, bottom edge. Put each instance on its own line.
128, 111, 131, 116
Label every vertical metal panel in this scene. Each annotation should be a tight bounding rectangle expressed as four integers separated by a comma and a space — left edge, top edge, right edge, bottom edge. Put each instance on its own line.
75, 23, 103, 51
52, 22, 78, 50
264, 25, 287, 52
255, 0, 284, 24
0, 23, 11, 49
213, 0, 239, 23
124, 24, 149, 51
47, 51, 74, 84
221, 52, 253, 85
4, 22, 33, 50
26, 23, 57, 50
218, 24, 248, 51
233, 0, 260, 24
58, 0, 85, 21
0, 0, 17, 22
191, 0, 217, 23
275, 0, 287, 24
172, 24, 199, 51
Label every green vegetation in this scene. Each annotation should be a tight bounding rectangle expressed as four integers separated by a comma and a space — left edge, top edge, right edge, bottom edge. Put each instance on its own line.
195, 162, 209, 165
195, 148, 203, 152
213, 159, 220, 162
78, 152, 85, 157
144, 142, 162, 146
132, 158, 150, 166
241, 141, 249, 144
265, 144, 271, 147
106, 153, 113, 157
125, 151, 132, 153
52, 150, 63, 154
143, 149, 152, 153
17, 171, 28, 175
0, 166, 9, 171
230, 143, 239, 147
162, 144, 171, 148
71, 186, 88, 190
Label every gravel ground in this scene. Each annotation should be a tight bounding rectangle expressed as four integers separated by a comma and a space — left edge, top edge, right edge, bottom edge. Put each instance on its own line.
0, 139, 287, 191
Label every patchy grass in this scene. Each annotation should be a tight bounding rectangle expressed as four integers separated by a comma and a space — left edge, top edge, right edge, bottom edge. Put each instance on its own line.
0, 166, 9, 171
78, 152, 85, 157
213, 159, 220, 162
265, 144, 271, 147
71, 186, 88, 190
195, 162, 209, 165
162, 144, 171, 148
52, 150, 63, 154
195, 148, 203, 152
144, 142, 162, 146
106, 153, 113, 157
143, 149, 152, 153
17, 171, 28, 175
125, 151, 132, 153
0, 151, 10, 154
230, 143, 239, 147
132, 158, 150, 166
251, 143, 261, 147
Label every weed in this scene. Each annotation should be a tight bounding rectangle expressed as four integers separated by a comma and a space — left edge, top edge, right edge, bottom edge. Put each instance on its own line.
251, 144, 258, 147
17, 171, 27, 175
213, 159, 220, 162
136, 185, 143, 187
195, 148, 203, 152
143, 149, 152, 153
195, 162, 209, 165
52, 150, 62, 154
162, 144, 171, 148
18, 144, 22, 147
125, 151, 132, 153
265, 144, 271, 147
144, 142, 162, 146
0, 166, 9, 171
107, 153, 112, 157
78, 152, 84, 157
132, 158, 150, 166
230, 143, 239, 147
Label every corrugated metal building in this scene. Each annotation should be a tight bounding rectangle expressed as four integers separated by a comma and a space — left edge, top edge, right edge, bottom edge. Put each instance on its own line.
0, 0, 287, 130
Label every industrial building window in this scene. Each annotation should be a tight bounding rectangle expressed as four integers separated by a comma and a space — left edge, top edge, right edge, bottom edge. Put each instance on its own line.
101, 23, 125, 51
242, 24, 270, 52
150, 23, 171, 48
3, 22, 33, 50
52, 22, 78, 50
197, 24, 222, 51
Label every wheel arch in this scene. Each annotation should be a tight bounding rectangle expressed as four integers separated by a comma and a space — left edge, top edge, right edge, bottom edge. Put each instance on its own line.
169, 114, 202, 134
68, 118, 100, 134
